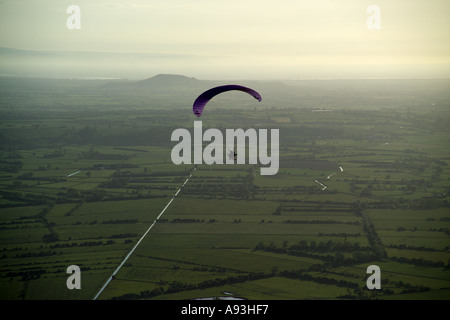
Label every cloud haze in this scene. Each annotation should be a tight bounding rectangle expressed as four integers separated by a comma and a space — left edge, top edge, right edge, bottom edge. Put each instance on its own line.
1, 0, 449, 79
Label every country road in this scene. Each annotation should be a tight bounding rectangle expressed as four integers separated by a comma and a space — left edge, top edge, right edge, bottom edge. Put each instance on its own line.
93, 167, 197, 300
315, 165, 343, 191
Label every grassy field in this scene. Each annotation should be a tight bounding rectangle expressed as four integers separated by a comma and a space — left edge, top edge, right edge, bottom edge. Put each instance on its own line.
0, 77, 449, 300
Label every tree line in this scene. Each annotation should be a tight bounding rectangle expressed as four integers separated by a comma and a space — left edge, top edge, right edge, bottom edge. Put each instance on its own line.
111, 272, 271, 300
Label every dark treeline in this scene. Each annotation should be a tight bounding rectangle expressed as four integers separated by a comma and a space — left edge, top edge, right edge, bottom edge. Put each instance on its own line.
318, 233, 361, 237
254, 239, 370, 254
6, 124, 178, 147
44, 240, 117, 249
171, 218, 202, 223
253, 241, 378, 268
168, 218, 217, 223
6, 269, 47, 281
101, 219, 138, 224
390, 256, 449, 269
280, 270, 359, 289
12, 250, 60, 259
282, 207, 351, 212
79, 148, 132, 160
64, 200, 84, 216
91, 163, 138, 170
0, 160, 23, 173
385, 244, 443, 252
0, 219, 41, 226
288, 240, 368, 252
429, 227, 450, 236
111, 272, 271, 300
283, 219, 360, 225
1, 186, 161, 217
357, 210, 387, 258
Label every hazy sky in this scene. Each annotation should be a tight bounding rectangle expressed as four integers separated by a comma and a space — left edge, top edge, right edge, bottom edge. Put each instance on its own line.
0, 0, 449, 79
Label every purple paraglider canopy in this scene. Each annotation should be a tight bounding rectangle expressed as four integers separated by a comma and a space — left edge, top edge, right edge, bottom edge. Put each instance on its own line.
193, 85, 262, 117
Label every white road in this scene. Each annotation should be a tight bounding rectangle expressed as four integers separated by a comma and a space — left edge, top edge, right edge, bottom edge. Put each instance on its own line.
93, 167, 196, 300
67, 170, 81, 177
316, 165, 344, 191
315, 180, 327, 191
326, 173, 336, 180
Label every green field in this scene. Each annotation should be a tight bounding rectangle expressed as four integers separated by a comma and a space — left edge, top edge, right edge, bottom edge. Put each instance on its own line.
0, 77, 449, 300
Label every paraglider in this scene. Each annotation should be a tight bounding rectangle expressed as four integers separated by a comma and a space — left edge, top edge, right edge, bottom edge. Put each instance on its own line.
193, 85, 262, 117
170, 83, 279, 175
227, 149, 237, 161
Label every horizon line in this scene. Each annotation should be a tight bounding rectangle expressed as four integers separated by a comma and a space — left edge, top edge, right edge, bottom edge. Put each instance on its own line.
1, 73, 449, 82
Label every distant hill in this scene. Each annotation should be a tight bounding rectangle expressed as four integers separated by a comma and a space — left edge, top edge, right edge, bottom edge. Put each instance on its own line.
97, 73, 298, 109
101, 73, 213, 97
131, 74, 208, 92
141, 74, 199, 86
